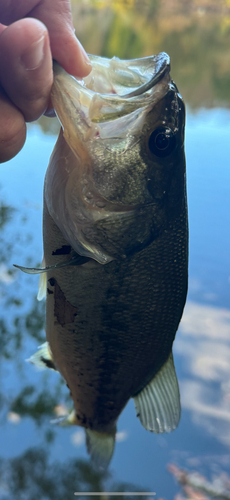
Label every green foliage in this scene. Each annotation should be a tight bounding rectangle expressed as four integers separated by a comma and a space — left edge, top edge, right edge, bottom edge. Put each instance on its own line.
102, 14, 144, 59
69, 0, 230, 110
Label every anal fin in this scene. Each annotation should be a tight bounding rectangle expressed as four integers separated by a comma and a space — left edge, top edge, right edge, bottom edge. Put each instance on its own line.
133, 351, 180, 433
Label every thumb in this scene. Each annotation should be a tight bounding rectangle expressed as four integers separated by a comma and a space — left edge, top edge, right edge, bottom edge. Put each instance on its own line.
28, 0, 92, 78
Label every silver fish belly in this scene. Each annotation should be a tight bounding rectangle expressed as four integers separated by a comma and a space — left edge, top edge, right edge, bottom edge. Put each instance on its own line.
21, 52, 188, 469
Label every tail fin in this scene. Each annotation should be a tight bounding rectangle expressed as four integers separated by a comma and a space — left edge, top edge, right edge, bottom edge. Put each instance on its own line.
85, 428, 116, 470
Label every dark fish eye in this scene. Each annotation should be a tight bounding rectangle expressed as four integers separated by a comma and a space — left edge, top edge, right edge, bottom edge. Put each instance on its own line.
148, 127, 176, 158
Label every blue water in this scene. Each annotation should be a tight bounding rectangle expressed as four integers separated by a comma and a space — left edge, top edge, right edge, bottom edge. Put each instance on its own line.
0, 109, 229, 498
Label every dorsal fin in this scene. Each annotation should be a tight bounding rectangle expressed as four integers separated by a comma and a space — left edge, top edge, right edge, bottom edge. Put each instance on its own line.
133, 351, 180, 433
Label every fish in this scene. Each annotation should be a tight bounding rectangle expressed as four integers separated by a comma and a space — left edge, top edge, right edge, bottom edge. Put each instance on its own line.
15, 52, 188, 469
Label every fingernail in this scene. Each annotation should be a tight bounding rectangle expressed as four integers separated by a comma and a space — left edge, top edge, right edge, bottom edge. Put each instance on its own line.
21, 35, 45, 70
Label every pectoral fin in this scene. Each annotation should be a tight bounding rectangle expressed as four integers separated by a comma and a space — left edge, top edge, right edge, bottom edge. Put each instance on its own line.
133, 352, 180, 433
37, 255, 47, 301
51, 409, 77, 426
13, 254, 89, 275
37, 272, 47, 301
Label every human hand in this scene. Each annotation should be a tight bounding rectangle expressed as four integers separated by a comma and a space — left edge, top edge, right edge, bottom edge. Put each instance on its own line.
0, 0, 91, 163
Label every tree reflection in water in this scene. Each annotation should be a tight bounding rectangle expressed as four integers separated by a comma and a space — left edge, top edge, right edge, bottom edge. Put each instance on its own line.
0, 197, 151, 499
0, 448, 148, 499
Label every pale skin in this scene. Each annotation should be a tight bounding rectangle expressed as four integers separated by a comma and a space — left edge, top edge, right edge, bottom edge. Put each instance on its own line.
0, 0, 92, 163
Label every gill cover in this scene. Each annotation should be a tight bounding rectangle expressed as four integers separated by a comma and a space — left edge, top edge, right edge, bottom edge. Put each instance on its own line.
45, 53, 172, 264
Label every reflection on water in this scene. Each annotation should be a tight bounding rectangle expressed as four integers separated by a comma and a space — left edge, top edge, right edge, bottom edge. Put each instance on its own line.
168, 463, 230, 499
0, 199, 146, 499
0, 1, 230, 498
178, 302, 230, 446
0, 114, 229, 497
0, 448, 148, 500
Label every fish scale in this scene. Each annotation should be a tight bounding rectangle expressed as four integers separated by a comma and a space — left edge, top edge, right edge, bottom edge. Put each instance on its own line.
43, 196, 187, 430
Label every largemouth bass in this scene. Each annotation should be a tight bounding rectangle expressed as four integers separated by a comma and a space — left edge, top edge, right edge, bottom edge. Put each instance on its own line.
16, 52, 187, 468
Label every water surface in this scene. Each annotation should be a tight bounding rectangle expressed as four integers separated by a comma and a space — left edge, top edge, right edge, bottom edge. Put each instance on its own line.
0, 2, 230, 498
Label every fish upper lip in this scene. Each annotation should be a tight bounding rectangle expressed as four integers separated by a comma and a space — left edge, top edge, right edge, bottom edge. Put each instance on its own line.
122, 52, 171, 98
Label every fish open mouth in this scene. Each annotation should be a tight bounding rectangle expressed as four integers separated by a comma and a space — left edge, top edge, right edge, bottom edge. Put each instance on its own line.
85, 51, 170, 98
50, 52, 172, 154
43, 52, 174, 264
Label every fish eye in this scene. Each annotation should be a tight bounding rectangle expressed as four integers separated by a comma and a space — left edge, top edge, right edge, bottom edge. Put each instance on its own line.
148, 127, 176, 158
